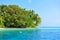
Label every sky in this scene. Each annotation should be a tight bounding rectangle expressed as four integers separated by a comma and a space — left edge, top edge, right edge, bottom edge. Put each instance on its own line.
0, 0, 60, 27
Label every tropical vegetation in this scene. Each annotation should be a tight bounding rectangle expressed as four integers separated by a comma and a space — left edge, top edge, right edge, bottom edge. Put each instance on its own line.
0, 5, 41, 28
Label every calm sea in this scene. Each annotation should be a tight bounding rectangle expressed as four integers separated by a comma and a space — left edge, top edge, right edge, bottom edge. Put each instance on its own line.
0, 28, 60, 40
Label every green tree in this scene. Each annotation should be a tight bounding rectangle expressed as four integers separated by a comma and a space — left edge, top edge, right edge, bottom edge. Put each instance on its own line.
0, 5, 41, 28
0, 16, 4, 28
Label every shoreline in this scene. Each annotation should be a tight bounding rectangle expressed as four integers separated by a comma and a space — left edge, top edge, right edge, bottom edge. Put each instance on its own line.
0, 28, 39, 30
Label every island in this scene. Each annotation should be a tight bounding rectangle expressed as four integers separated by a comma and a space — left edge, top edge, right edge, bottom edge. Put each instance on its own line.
0, 5, 41, 28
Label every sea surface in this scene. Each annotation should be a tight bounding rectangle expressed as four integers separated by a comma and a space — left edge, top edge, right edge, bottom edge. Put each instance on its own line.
0, 28, 60, 40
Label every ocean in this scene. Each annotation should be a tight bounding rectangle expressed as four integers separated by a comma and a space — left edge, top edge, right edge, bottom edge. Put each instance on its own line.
0, 28, 60, 40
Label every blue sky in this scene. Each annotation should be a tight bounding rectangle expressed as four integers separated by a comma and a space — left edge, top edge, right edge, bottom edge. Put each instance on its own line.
0, 0, 60, 27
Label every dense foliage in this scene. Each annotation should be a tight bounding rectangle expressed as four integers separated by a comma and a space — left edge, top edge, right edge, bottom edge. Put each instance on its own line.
0, 5, 41, 28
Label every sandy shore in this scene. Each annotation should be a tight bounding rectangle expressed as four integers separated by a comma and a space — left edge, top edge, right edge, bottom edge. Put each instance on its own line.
0, 28, 39, 30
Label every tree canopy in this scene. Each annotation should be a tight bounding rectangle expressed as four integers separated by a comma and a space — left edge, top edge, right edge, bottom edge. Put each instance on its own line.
0, 5, 41, 28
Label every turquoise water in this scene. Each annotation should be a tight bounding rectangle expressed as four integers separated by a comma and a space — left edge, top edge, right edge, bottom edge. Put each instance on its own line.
0, 28, 60, 40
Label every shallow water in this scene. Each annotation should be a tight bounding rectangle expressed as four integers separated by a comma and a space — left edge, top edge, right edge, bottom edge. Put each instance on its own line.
0, 28, 60, 40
